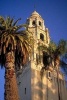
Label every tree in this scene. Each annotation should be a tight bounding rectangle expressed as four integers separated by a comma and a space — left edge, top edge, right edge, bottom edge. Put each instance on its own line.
54, 39, 67, 66
37, 40, 57, 69
48, 40, 57, 54
47, 39, 67, 67
0, 16, 33, 100
37, 39, 67, 69
58, 39, 67, 55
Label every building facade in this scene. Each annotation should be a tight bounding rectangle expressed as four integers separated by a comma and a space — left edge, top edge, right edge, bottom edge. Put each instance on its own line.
17, 11, 67, 100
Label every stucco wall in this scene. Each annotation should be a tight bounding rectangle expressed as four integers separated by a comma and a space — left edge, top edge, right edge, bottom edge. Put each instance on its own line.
31, 68, 43, 100
30, 62, 67, 100
17, 62, 31, 100
17, 61, 67, 100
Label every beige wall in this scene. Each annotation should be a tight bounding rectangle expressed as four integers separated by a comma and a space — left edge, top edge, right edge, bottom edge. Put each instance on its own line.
17, 61, 67, 100
17, 62, 31, 100
31, 65, 67, 100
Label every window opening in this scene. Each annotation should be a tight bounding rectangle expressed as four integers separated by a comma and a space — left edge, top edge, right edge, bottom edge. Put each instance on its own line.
40, 33, 44, 41
48, 72, 51, 77
39, 21, 41, 26
32, 20, 36, 25
25, 88, 26, 94
48, 71, 52, 80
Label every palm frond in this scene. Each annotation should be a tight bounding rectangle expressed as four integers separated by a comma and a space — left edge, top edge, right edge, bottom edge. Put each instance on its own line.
0, 16, 34, 68
13, 18, 21, 26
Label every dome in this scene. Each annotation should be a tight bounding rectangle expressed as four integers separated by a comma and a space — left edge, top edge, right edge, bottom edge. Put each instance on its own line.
32, 11, 39, 15
31, 11, 41, 18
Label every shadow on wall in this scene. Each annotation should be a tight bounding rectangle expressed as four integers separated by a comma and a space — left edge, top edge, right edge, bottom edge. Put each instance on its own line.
31, 69, 59, 100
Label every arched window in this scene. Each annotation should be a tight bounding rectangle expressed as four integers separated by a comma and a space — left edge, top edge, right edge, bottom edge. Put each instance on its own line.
40, 33, 44, 41
43, 52, 52, 69
32, 20, 36, 25
39, 21, 41, 26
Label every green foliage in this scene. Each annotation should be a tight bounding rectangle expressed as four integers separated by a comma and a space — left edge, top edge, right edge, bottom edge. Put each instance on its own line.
48, 39, 67, 56
38, 45, 48, 52
48, 40, 57, 54
57, 39, 67, 55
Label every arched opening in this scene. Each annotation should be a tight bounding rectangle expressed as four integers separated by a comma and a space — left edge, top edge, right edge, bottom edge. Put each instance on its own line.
40, 33, 44, 41
39, 21, 41, 26
43, 52, 52, 69
32, 20, 36, 26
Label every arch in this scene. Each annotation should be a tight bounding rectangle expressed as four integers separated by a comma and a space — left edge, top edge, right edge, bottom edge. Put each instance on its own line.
39, 21, 41, 26
32, 20, 36, 26
40, 33, 44, 41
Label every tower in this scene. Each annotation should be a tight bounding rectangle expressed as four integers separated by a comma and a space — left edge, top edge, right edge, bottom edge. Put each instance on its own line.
26, 11, 50, 63
17, 11, 67, 100
26, 10, 50, 45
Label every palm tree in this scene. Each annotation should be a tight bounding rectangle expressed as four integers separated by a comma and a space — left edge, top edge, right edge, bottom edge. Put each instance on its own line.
54, 39, 67, 67
37, 41, 57, 69
58, 39, 67, 54
0, 16, 33, 100
49, 40, 67, 100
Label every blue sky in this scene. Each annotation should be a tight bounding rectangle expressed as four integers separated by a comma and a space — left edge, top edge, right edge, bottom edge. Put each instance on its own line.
0, 0, 67, 100
0, 0, 67, 43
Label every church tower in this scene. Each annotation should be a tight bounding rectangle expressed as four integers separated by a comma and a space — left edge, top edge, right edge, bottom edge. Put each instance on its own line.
26, 10, 50, 45
26, 11, 50, 63
17, 11, 67, 100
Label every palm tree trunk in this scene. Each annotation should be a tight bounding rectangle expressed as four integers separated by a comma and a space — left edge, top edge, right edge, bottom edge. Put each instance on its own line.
4, 51, 19, 100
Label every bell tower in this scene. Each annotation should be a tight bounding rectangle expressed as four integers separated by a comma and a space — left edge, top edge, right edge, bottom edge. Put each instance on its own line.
26, 11, 50, 43
26, 11, 50, 64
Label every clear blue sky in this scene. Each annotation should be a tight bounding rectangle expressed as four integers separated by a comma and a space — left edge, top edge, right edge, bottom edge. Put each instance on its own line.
0, 0, 67, 100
